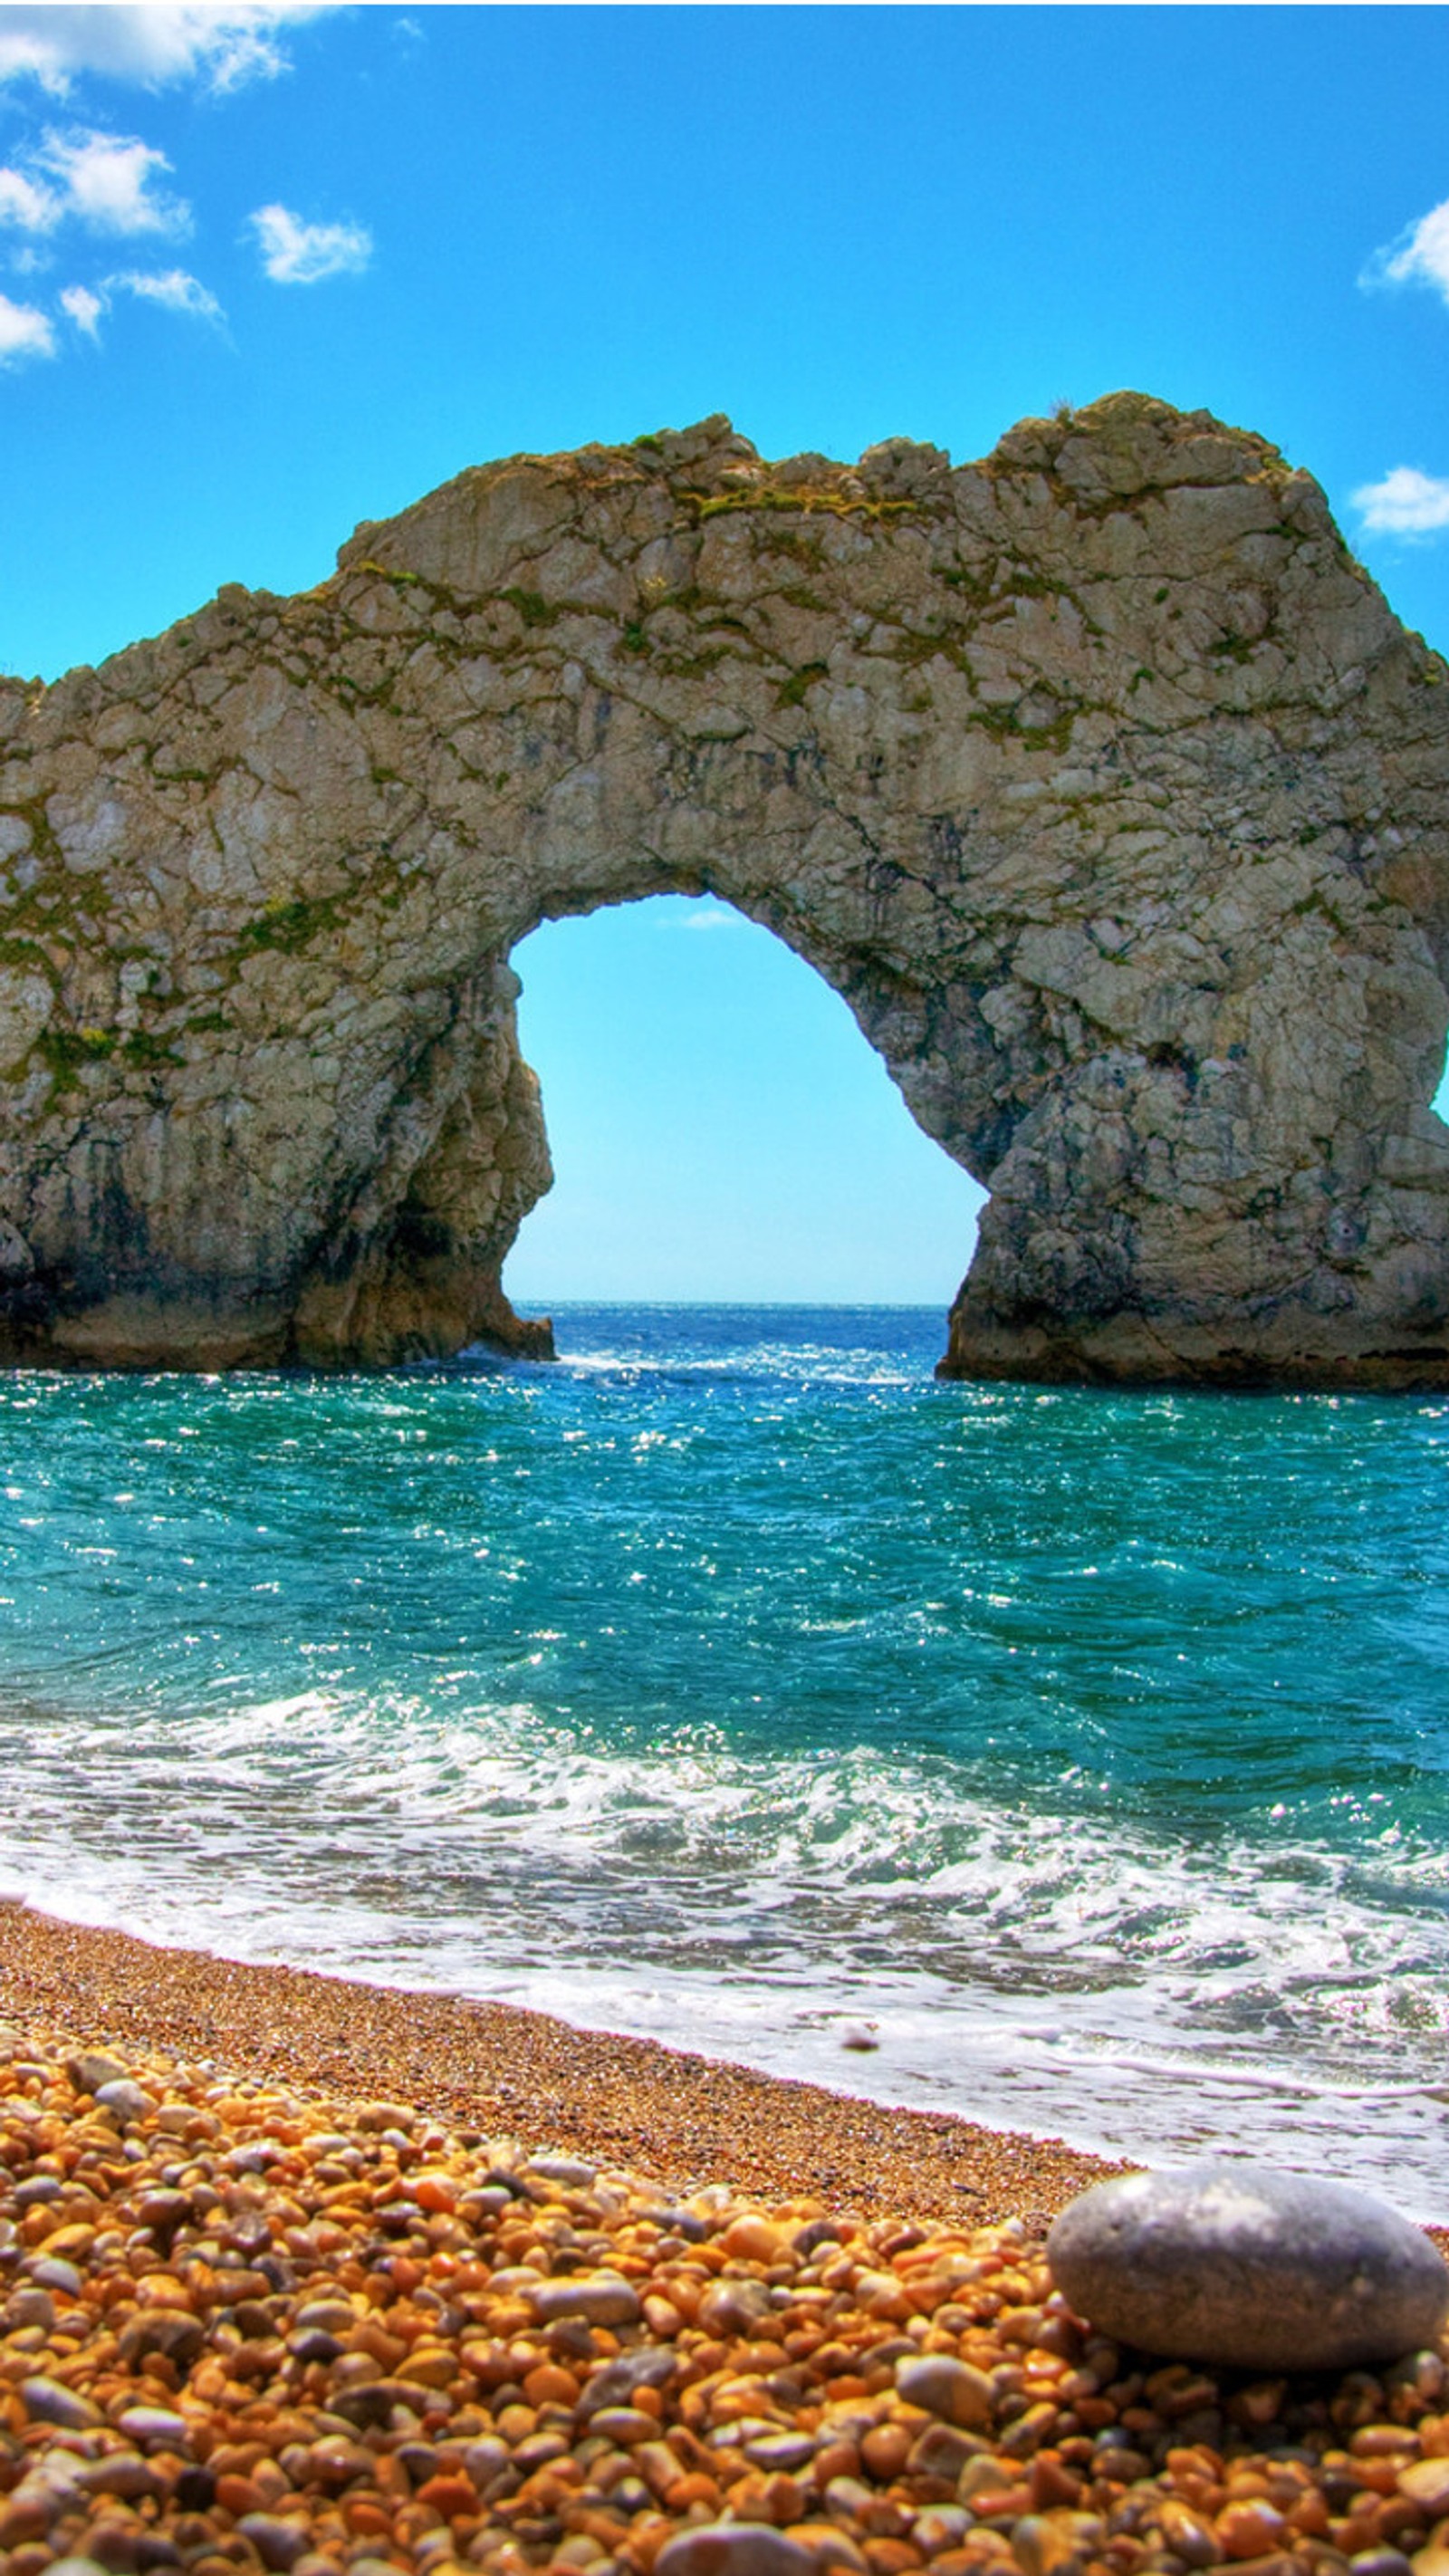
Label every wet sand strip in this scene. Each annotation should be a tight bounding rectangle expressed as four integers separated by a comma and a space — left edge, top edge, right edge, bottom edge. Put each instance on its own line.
0, 1904, 1122, 2231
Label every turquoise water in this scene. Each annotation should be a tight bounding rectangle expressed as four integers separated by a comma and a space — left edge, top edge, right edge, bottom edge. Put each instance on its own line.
3, 1305, 1449, 2207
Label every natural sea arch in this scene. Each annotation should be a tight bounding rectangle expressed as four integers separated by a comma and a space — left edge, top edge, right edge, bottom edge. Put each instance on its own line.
2, 393, 1449, 1383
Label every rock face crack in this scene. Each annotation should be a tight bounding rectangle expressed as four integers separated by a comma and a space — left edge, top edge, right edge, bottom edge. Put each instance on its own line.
2, 389, 1448, 1380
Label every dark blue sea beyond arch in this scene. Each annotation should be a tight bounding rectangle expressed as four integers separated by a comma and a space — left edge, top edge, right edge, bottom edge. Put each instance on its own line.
1, 1306, 1447, 2206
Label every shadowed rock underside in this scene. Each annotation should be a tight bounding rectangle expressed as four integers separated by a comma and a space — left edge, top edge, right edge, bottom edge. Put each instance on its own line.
3, 392, 1449, 1380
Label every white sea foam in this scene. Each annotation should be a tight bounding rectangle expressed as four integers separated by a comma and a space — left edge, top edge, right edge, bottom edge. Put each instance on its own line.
3, 1679, 1449, 2210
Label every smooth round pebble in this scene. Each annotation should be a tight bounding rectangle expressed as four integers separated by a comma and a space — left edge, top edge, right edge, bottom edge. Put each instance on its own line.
1047, 2158, 1449, 2369
239, 2514, 311, 2570
6, 2289, 53, 2329
93, 2077, 156, 2121
21, 2375, 102, 2429
530, 2270, 641, 2325
894, 2352, 994, 2427
117, 2407, 191, 2451
29, 2254, 83, 2293
524, 2155, 596, 2185
1400, 2465, 1449, 2523
655, 2526, 818, 2576
65, 2052, 129, 2093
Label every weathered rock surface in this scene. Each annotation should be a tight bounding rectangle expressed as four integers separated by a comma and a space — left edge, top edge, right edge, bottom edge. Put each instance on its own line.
1046, 2160, 1449, 2370
2, 391, 1448, 1375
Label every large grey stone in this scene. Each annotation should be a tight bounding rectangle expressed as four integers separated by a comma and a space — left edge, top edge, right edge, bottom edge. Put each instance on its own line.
1046, 2160, 1449, 2371
4, 395, 1449, 1385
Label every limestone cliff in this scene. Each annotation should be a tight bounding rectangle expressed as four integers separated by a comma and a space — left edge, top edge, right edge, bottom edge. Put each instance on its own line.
2, 392, 1447, 1380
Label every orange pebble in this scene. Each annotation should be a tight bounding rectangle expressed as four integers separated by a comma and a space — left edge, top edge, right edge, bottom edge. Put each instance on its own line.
723, 2474, 781, 2523
416, 2476, 477, 2520
1215, 2501, 1287, 2561
1223, 2474, 1273, 2504
1156, 2502, 1221, 2569
762, 2475, 806, 2523
523, 2362, 580, 2408
215, 2475, 263, 2518
344, 2501, 395, 2538
720, 2216, 782, 2262
629, 2514, 675, 2573
663, 2474, 722, 2513
1381, 2499, 1430, 2543
0, 2500, 53, 2547
1030, 2456, 1082, 2512
861, 2424, 913, 2481
965, 2487, 1031, 2524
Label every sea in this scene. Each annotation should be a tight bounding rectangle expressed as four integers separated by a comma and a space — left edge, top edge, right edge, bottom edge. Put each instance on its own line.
2, 1302, 1448, 2214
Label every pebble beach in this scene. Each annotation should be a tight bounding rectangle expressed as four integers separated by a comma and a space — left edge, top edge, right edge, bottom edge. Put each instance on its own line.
0, 1908, 1447, 2576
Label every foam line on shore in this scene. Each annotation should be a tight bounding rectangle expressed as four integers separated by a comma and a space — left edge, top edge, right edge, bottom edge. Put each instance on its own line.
0, 1904, 1122, 2232
9, 1890, 1449, 2236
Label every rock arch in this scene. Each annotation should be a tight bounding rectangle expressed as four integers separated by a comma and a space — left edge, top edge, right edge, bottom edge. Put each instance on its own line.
2, 392, 1448, 1381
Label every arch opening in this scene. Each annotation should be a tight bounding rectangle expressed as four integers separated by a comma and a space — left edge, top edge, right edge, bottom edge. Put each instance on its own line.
501, 894, 985, 1314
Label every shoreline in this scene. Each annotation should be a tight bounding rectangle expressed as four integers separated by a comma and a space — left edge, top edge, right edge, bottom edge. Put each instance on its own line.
5, 1904, 1447, 2249
0, 1904, 1125, 2232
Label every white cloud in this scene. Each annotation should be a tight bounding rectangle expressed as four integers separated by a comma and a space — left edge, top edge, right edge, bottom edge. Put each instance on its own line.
60, 281, 101, 335
0, 165, 59, 230
674, 902, 745, 933
0, 6, 331, 96
38, 129, 186, 234
0, 128, 187, 236
1364, 197, 1449, 306
0, 290, 54, 364
108, 266, 222, 324
248, 200, 370, 284
1353, 466, 1449, 537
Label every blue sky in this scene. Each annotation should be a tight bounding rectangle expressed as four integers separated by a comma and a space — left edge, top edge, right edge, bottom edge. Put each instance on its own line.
2, 4, 1448, 1302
